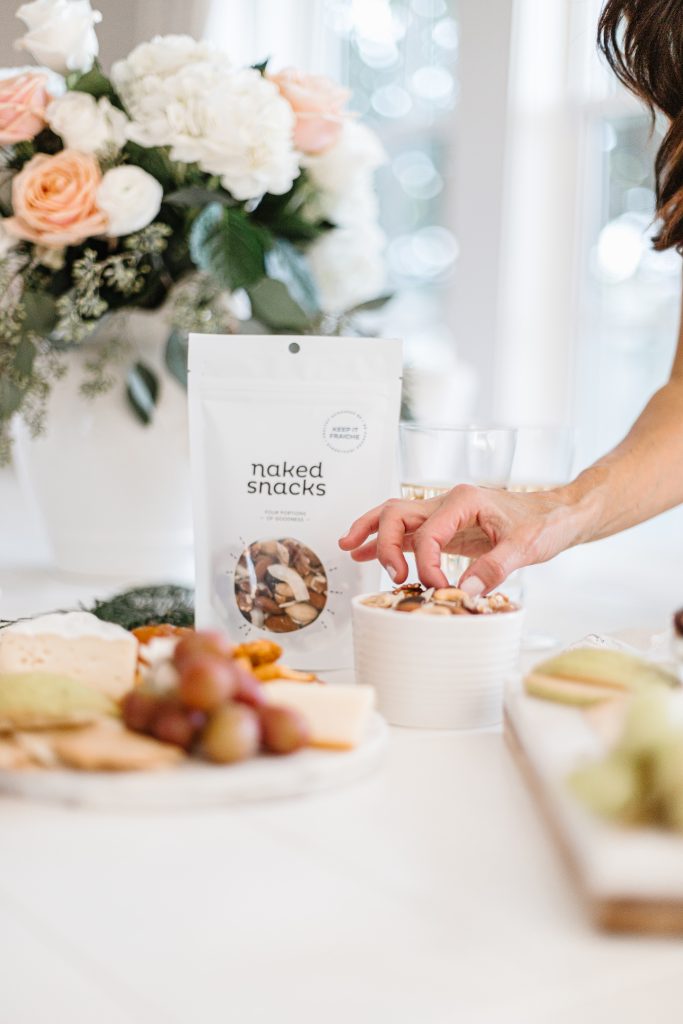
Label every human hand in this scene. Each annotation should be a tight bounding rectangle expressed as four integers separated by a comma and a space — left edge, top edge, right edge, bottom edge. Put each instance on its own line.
339, 484, 581, 596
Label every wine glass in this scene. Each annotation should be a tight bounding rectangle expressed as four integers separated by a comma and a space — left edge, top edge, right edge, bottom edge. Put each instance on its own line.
508, 426, 575, 495
399, 424, 518, 583
508, 426, 575, 650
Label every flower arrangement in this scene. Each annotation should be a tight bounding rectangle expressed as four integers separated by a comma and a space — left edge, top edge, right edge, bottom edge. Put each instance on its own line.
0, 0, 388, 461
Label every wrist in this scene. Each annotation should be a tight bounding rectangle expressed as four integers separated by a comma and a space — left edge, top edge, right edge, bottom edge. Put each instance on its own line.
550, 466, 610, 546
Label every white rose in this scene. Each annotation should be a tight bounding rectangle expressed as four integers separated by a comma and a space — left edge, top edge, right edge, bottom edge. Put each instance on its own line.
112, 35, 228, 102
303, 121, 385, 196
308, 223, 387, 314
15, 0, 102, 75
97, 165, 163, 237
124, 64, 299, 201
46, 92, 128, 154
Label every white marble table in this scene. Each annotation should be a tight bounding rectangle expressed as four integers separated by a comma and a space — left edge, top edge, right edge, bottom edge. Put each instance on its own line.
2, 466, 683, 1024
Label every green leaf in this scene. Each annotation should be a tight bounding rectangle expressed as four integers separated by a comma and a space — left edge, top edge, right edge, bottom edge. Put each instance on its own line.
164, 187, 236, 210
253, 174, 329, 242
267, 212, 328, 242
189, 203, 270, 290
248, 277, 313, 332
126, 361, 159, 426
265, 239, 319, 317
252, 58, 270, 75
13, 337, 36, 378
22, 291, 58, 336
124, 142, 177, 191
164, 328, 188, 388
0, 378, 23, 419
67, 65, 120, 104
347, 293, 394, 314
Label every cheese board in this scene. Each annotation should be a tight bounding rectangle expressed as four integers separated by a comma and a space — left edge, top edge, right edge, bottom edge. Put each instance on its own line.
505, 678, 683, 934
0, 712, 387, 810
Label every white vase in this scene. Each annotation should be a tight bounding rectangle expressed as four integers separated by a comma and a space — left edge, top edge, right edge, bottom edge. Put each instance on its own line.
12, 310, 194, 581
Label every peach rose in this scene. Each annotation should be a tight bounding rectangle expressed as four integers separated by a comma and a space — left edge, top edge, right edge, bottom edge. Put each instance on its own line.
270, 68, 350, 154
4, 149, 108, 248
0, 71, 52, 145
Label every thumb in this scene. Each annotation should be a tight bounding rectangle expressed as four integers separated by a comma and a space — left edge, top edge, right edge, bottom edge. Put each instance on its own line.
459, 538, 527, 597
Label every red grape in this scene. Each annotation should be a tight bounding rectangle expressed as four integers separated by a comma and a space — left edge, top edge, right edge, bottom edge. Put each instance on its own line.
173, 631, 233, 670
121, 690, 162, 734
201, 703, 261, 764
151, 705, 202, 750
179, 655, 237, 711
233, 666, 266, 708
259, 704, 310, 755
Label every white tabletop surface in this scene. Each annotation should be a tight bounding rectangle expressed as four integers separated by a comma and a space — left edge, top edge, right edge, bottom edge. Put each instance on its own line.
2, 466, 683, 1024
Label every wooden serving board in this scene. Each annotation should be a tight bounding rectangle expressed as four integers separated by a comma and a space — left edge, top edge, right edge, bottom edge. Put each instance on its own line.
505, 683, 683, 934
0, 713, 387, 811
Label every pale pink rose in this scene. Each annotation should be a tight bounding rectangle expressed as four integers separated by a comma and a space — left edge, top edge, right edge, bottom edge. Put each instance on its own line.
269, 67, 350, 154
4, 149, 108, 248
0, 71, 51, 145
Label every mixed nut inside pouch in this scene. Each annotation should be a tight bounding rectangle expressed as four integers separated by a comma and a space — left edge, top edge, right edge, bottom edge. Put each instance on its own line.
188, 334, 402, 669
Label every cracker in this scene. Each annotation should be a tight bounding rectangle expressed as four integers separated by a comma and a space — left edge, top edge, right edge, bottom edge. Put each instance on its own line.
50, 721, 185, 772
0, 736, 35, 771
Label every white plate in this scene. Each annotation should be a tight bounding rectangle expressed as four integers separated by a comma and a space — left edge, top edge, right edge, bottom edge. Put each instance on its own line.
0, 713, 387, 810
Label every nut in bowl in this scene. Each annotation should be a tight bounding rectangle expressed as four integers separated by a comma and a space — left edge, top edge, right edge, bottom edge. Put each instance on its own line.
352, 585, 525, 730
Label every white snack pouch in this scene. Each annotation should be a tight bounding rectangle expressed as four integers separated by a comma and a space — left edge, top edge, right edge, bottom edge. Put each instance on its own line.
188, 334, 402, 669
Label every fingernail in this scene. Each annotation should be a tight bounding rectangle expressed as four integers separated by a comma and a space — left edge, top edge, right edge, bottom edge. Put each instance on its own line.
386, 565, 397, 581
461, 575, 484, 598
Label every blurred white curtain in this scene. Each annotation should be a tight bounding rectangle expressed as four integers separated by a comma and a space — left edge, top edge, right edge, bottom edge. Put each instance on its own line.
199, 0, 333, 71
493, 0, 643, 429
492, 0, 579, 427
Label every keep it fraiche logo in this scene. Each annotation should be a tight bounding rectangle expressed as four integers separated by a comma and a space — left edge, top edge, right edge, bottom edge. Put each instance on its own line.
323, 410, 367, 453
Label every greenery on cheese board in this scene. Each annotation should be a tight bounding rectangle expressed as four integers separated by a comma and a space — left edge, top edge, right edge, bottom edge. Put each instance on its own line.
88, 585, 195, 630
0, 584, 195, 632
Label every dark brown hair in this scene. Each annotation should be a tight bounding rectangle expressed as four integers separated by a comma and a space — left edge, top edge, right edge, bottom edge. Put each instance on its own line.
599, 0, 683, 251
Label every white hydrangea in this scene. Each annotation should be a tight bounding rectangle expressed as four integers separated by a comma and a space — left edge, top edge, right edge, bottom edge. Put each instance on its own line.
111, 34, 228, 102
308, 223, 387, 314
122, 63, 299, 201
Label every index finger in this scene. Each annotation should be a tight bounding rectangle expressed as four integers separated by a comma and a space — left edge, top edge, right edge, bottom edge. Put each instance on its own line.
338, 503, 385, 550
412, 492, 480, 587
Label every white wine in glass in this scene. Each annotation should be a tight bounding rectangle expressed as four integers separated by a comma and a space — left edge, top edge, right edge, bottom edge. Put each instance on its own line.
399, 425, 518, 585
400, 482, 451, 501
507, 482, 555, 494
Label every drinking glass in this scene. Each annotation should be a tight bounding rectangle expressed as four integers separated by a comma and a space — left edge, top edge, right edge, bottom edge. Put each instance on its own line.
509, 426, 575, 650
508, 426, 575, 495
399, 424, 518, 583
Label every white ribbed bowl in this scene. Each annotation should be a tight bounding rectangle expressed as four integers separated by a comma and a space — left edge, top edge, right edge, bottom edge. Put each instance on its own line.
351, 595, 525, 729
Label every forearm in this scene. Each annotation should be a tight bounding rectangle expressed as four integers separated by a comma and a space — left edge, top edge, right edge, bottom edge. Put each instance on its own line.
557, 376, 683, 543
